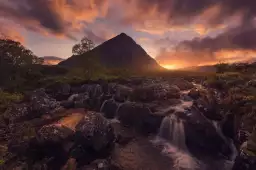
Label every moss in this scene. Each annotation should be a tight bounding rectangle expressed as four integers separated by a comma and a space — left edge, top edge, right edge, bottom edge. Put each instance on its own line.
0, 159, 4, 165
0, 90, 23, 112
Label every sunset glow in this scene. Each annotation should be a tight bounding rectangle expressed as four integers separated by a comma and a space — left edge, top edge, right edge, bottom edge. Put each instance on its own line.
1, 0, 256, 67
162, 64, 179, 70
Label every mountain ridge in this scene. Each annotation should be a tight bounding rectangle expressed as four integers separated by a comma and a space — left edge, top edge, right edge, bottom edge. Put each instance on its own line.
59, 33, 163, 71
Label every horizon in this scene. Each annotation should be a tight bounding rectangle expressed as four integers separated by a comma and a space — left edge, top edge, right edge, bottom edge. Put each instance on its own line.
1, 0, 256, 69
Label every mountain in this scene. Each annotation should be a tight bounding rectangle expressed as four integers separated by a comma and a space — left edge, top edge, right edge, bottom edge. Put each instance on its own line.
59, 33, 163, 71
42, 56, 64, 65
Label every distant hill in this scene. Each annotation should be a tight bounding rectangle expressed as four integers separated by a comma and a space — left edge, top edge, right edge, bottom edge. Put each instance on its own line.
42, 56, 64, 65
181, 65, 216, 72
59, 33, 163, 71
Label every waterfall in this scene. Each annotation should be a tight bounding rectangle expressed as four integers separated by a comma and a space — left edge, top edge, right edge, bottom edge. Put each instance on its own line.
153, 114, 199, 170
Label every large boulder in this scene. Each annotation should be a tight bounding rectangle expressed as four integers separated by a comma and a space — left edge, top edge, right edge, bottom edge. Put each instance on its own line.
114, 85, 133, 102
131, 82, 180, 102
117, 102, 164, 134
74, 111, 115, 152
184, 106, 233, 158
172, 79, 194, 91
29, 89, 60, 115
193, 90, 223, 121
3, 103, 30, 123
232, 150, 256, 170
45, 83, 71, 101
100, 99, 119, 119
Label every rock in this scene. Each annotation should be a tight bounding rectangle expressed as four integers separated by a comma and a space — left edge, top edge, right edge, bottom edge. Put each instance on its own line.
30, 89, 60, 115
117, 102, 164, 134
60, 100, 74, 109
114, 85, 133, 102
3, 103, 30, 123
232, 150, 256, 170
46, 83, 71, 100
74, 111, 115, 152
131, 82, 180, 102
100, 99, 119, 119
188, 88, 201, 100
246, 80, 256, 87
37, 124, 74, 143
222, 113, 236, 140
73, 93, 90, 109
173, 79, 194, 91
194, 90, 223, 121
184, 106, 233, 157
37, 110, 85, 144
110, 121, 135, 145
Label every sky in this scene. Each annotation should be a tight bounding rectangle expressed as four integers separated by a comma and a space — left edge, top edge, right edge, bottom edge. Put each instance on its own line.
1, 0, 256, 69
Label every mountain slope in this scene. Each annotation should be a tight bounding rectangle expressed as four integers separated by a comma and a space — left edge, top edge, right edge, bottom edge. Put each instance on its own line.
59, 33, 163, 71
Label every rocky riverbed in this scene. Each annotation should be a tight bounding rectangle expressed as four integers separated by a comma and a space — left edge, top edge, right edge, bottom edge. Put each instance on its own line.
0, 77, 255, 170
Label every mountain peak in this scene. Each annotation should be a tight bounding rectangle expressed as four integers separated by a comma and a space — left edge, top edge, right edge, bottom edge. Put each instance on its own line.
59, 33, 163, 71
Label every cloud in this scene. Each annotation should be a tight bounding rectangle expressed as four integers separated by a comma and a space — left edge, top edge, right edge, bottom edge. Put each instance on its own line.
156, 48, 256, 68
0, 21, 25, 43
0, 0, 109, 38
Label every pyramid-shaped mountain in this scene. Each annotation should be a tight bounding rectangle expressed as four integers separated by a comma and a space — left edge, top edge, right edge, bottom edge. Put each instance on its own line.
59, 33, 163, 71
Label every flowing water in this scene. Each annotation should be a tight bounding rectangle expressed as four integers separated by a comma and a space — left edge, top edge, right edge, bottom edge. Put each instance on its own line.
98, 83, 238, 170
150, 85, 238, 170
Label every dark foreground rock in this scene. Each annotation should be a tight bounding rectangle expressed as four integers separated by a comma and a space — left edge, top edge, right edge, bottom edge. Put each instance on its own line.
232, 150, 256, 170
117, 102, 164, 134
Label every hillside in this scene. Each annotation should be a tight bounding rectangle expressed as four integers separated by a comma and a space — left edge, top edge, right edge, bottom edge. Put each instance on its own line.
59, 33, 163, 71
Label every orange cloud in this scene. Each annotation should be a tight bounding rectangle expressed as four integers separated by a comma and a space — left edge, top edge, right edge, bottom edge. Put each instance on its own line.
0, 22, 25, 43
0, 0, 109, 39
156, 48, 256, 68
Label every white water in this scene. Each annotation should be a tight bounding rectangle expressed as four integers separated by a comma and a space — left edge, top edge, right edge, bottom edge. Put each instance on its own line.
151, 84, 237, 170
153, 114, 199, 170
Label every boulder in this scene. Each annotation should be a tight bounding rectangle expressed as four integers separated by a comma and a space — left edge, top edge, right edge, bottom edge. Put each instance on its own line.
194, 90, 223, 121
117, 102, 164, 134
184, 106, 233, 157
246, 80, 256, 87
73, 93, 90, 109
29, 89, 60, 115
131, 82, 180, 102
100, 99, 119, 119
46, 83, 71, 101
37, 124, 74, 143
74, 111, 115, 152
114, 85, 133, 102
232, 150, 256, 170
172, 79, 194, 91
188, 88, 201, 100
3, 103, 30, 123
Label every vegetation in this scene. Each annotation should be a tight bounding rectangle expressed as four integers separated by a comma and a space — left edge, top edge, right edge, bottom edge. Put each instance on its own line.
72, 36, 95, 55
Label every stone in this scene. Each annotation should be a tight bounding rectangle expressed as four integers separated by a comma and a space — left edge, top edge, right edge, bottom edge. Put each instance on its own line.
100, 99, 119, 119
246, 80, 256, 87
30, 89, 60, 115
172, 79, 194, 91
114, 85, 133, 102
131, 82, 180, 102
188, 88, 201, 100
232, 150, 256, 170
74, 111, 115, 152
3, 103, 30, 123
184, 106, 233, 157
117, 102, 164, 134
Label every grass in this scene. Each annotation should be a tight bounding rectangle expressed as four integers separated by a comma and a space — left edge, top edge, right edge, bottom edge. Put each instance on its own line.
0, 90, 23, 113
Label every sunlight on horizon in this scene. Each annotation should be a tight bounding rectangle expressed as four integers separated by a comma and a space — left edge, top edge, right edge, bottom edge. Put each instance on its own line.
162, 64, 180, 70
